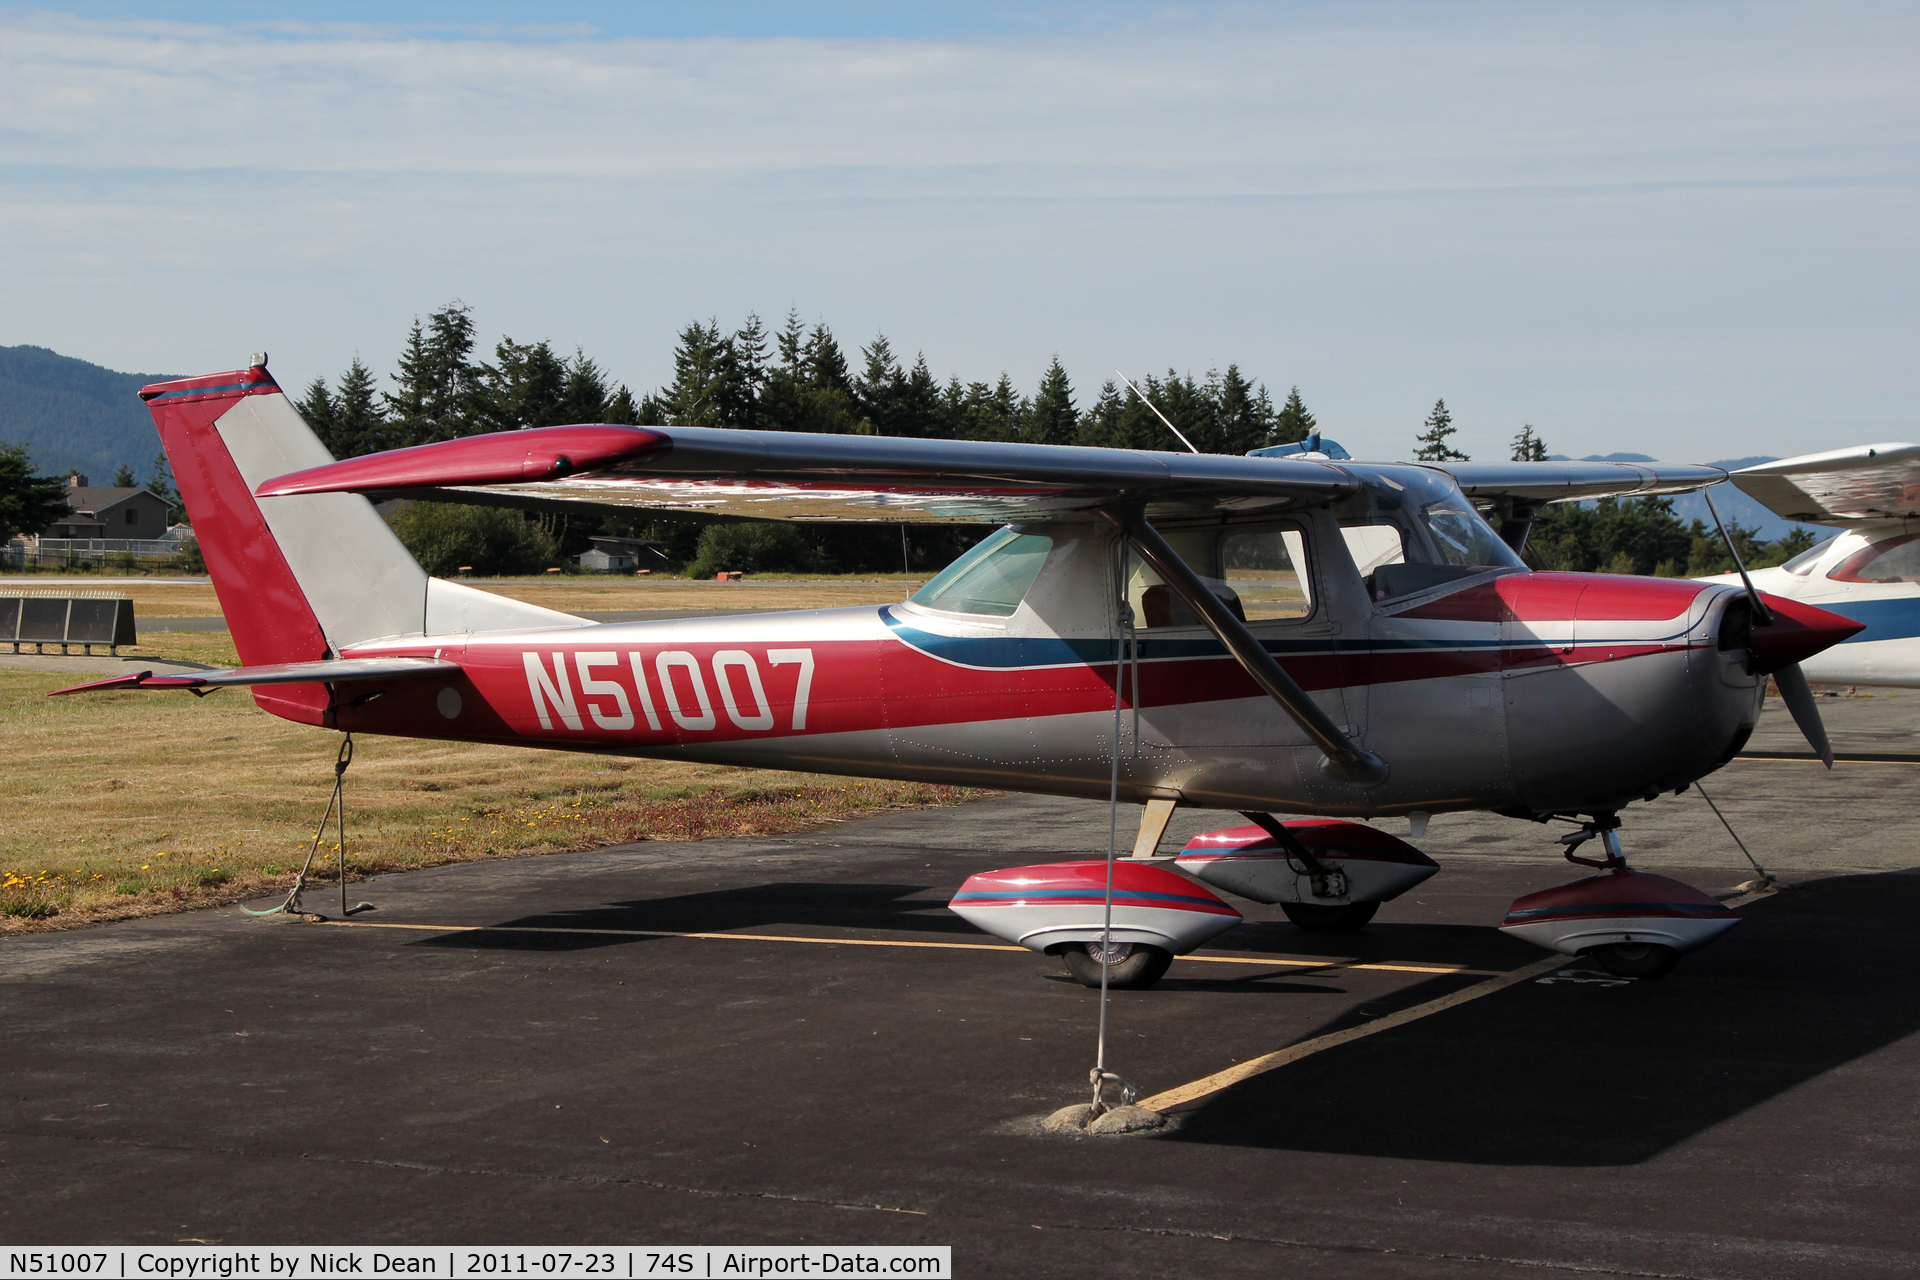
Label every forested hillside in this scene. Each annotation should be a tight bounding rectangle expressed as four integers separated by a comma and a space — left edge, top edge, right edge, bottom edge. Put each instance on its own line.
0, 346, 174, 483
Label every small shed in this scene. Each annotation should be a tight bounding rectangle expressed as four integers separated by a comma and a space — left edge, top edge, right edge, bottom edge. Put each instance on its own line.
578, 536, 668, 573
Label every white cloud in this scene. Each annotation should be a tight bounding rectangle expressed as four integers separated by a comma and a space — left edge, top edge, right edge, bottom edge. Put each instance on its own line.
1, 2, 1916, 460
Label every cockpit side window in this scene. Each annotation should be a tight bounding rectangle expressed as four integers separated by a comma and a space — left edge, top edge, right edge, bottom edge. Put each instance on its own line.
1827, 533, 1920, 584
1126, 525, 1313, 629
911, 526, 1054, 616
1333, 472, 1523, 602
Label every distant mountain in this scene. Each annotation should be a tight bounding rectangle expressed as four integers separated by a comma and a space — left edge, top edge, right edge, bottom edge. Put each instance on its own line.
1670, 459, 1836, 543
1579, 452, 1657, 463
0, 346, 175, 483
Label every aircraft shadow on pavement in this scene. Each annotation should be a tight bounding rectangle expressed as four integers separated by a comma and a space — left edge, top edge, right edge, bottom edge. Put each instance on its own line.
409, 881, 969, 950
1163, 868, 1920, 1166
406, 879, 1532, 967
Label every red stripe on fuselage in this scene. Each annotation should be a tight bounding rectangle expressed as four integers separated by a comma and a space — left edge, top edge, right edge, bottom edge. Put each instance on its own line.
334, 625, 1703, 748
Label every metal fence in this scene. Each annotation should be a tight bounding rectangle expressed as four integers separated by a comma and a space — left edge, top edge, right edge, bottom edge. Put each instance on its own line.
0, 590, 138, 654
2, 538, 195, 572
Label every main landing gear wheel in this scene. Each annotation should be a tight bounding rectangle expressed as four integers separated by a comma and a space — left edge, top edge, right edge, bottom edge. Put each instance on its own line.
1583, 941, 1681, 980
1281, 900, 1379, 932
1061, 941, 1174, 990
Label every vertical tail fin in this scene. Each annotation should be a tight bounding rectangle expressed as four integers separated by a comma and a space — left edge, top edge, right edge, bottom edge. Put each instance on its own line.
141, 357, 574, 721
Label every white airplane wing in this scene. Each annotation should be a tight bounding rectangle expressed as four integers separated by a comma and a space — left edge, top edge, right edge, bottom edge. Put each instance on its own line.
1725, 443, 1920, 526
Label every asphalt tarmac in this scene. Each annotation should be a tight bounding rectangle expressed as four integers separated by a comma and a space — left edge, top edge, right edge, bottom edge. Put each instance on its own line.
3, 699, 1918, 1278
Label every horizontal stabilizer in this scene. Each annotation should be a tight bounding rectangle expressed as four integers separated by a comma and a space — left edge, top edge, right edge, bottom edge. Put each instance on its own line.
51, 656, 459, 696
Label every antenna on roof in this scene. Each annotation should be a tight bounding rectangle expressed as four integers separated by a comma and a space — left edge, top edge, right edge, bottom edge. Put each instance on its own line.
1117, 372, 1199, 454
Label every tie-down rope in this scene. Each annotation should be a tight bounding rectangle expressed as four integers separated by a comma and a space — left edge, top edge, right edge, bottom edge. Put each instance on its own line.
1089, 584, 1139, 1114
241, 734, 354, 918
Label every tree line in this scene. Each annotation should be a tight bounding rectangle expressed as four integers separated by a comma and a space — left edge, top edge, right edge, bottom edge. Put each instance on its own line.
295, 302, 1321, 574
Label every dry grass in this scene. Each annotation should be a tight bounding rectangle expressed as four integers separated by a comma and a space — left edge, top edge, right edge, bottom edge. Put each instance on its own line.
4, 574, 926, 620
0, 655, 980, 934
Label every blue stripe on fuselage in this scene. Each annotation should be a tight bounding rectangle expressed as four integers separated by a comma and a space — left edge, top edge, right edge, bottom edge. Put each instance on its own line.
880, 606, 1693, 670
1817, 597, 1920, 644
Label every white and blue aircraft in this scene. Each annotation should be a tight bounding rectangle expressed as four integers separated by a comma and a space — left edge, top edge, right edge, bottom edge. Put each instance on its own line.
1703, 444, 1920, 686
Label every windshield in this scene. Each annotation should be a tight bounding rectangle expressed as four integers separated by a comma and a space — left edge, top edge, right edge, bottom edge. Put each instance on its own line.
1782, 534, 1839, 576
1334, 470, 1523, 602
911, 527, 1054, 616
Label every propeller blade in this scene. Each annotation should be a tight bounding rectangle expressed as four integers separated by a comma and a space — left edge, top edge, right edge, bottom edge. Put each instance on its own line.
1773, 662, 1834, 768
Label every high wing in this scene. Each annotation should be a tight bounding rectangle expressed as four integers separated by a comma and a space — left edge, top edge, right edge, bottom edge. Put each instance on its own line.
256, 424, 1728, 523
256, 424, 1356, 522
1426, 460, 1729, 513
1721, 443, 1920, 526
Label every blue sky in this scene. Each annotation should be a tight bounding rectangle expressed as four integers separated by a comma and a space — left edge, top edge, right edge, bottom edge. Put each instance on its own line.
2, 2, 1915, 463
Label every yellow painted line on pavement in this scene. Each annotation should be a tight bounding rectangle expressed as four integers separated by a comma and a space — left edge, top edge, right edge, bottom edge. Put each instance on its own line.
316, 919, 1495, 974
1137, 954, 1573, 1112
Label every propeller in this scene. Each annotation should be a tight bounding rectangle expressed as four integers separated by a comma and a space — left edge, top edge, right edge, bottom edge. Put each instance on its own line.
1703, 486, 1853, 767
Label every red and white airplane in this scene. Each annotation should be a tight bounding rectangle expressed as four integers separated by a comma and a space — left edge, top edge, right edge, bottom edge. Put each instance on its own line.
60, 358, 1862, 985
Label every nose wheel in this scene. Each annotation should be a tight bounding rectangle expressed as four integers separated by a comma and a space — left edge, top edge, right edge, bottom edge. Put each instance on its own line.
1584, 941, 1681, 980
1280, 900, 1380, 932
1497, 814, 1742, 978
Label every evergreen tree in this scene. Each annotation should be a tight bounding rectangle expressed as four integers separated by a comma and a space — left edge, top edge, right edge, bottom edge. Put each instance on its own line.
760, 318, 861, 434
732, 314, 770, 424
895, 354, 943, 439
856, 334, 904, 435
659, 320, 745, 428
0, 442, 71, 542
1273, 386, 1316, 445
385, 302, 482, 445
557, 350, 611, 425
481, 338, 570, 431
298, 377, 338, 448
1029, 356, 1078, 446
1511, 423, 1548, 462
604, 386, 642, 425
111, 463, 137, 487
1413, 399, 1467, 461
144, 451, 184, 525
332, 358, 388, 457
1214, 365, 1272, 454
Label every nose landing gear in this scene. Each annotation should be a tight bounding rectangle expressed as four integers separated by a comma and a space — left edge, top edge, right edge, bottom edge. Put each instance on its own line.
1499, 815, 1741, 979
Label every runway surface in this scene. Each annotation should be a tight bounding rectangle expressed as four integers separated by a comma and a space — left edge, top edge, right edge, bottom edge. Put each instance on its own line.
4, 715, 1918, 1277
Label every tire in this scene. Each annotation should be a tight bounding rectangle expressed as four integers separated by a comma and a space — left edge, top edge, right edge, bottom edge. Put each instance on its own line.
1062, 942, 1174, 990
1280, 900, 1380, 932
1583, 942, 1681, 980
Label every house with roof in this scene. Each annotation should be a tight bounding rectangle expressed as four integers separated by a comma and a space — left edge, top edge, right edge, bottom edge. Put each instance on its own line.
42, 475, 172, 541
578, 535, 667, 573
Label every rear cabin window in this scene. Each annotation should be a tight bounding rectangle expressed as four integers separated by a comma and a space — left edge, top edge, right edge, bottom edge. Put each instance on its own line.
1828, 533, 1920, 584
911, 527, 1054, 616
1128, 526, 1313, 628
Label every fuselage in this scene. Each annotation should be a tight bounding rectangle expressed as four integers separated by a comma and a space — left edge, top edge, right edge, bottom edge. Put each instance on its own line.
320, 517, 1765, 820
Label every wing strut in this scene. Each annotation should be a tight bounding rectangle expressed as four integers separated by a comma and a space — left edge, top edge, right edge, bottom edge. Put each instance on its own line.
1100, 511, 1389, 787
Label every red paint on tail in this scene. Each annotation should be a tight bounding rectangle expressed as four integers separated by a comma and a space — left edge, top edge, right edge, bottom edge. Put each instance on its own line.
140, 363, 331, 724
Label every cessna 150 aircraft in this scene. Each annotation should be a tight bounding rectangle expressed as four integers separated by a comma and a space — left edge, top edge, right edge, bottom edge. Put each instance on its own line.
59, 359, 1862, 986
1699, 444, 1920, 687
